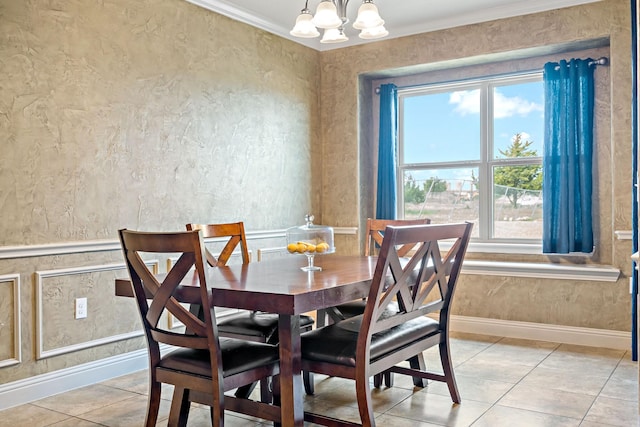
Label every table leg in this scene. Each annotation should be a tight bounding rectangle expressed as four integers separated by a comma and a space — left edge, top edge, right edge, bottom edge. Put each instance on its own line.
278, 314, 304, 427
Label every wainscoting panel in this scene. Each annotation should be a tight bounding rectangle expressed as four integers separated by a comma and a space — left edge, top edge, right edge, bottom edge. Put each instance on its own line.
35, 261, 158, 359
0, 274, 21, 368
257, 246, 288, 261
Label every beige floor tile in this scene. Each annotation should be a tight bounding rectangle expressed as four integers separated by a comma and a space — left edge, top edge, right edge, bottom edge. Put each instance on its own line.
498, 383, 596, 419
537, 345, 624, 378
31, 384, 141, 417
374, 413, 444, 426
425, 374, 514, 404
47, 417, 110, 426
448, 335, 500, 365
582, 396, 639, 427
579, 421, 628, 427
454, 357, 535, 383
304, 397, 373, 425
79, 394, 171, 426
519, 366, 609, 396
166, 405, 264, 426
100, 369, 149, 394
100, 370, 175, 400
537, 356, 620, 378
472, 337, 559, 366
472, 404, 581, 427
599, 376, 638, 402
609, 359, 637, 382
308, 375, 414, 413
0, 403, 70, 427
554, 345, 625, 359
386, 391, 491, 426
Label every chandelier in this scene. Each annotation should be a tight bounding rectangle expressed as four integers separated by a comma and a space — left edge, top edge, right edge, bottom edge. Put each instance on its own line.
290, 0, 388, 44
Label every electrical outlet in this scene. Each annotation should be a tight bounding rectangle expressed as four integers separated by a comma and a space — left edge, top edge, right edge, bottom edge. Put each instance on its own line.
75, 297, 87, 319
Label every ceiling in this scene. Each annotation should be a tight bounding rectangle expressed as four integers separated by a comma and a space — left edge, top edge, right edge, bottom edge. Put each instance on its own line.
186, 0, 602, 51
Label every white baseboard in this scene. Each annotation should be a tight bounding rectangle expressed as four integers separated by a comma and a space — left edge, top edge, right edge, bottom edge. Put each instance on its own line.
0, 348, 149, 411
449, 315, 632, 350
0, 317, 631, 411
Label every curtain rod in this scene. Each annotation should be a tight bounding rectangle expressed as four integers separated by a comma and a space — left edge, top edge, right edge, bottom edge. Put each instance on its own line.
374, 56, 609, 94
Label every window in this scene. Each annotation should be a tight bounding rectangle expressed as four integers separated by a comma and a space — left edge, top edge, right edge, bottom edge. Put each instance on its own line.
398, 74, 544, 242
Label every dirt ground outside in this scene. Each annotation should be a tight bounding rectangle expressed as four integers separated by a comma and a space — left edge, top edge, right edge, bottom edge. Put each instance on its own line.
403, 191, 542, 239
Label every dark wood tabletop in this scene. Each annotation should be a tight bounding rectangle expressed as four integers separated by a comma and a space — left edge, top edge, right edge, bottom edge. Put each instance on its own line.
116, 254, 377, 426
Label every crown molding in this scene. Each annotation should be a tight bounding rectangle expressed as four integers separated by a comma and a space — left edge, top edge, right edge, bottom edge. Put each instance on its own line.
185, 0, 602, 52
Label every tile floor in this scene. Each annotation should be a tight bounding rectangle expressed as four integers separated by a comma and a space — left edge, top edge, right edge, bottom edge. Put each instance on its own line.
1, 332, 637, 426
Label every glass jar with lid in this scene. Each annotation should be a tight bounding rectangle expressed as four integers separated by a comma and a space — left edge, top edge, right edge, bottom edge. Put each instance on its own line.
286, 214, 335, 271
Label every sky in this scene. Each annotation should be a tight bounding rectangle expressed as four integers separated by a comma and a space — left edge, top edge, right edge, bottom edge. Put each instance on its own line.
400, 80, 544, 182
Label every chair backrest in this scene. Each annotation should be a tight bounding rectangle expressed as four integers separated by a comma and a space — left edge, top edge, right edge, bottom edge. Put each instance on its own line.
364, 218, 431, 257
118, 229, 219, 355
186, 222, 250, 267
358, 222, 473, 355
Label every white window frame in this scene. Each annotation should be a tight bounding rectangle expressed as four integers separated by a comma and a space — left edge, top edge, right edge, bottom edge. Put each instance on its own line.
397, 72, 543, 245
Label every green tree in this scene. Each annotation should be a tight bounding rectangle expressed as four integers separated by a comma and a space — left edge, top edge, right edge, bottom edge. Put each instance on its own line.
493, 133, 542, 208
404, 174, 426, 203
423, 177, 447, 193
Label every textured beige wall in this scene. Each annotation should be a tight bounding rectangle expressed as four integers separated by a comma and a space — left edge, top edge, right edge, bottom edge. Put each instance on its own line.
0, 0, 321, 243
0, 0, 634, 387
319, 0, 634, 331
0, 0, 320, 384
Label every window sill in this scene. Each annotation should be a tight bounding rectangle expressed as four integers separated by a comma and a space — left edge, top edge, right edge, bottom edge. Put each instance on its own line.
461, 259, 620, 282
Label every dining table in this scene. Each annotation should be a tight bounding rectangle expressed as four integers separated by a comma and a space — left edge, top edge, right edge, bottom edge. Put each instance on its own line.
115, 254, 377, 427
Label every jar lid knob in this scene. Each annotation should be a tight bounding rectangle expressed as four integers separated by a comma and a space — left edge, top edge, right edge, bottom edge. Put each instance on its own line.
305, 214, 314, 225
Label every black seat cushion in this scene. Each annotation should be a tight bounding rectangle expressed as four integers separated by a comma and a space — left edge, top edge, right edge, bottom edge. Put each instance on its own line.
159, 337, 279, 378
217, 311, 315, 344
301, 315, 440, 367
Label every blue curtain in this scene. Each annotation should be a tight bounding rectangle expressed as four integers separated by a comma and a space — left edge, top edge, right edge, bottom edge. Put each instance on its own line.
542, 59, 595, 254
376, 83, 398, 220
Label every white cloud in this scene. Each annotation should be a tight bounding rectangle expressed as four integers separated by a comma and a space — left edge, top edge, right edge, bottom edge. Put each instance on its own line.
448, 89, 543, 118
449, 90, 480, 115
494, 91, 543, 118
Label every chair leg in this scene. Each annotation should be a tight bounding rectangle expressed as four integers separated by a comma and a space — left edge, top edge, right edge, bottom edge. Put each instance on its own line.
316, 309, 326, 327
260, 377, 273, 403
355, 374, 375, 426
409, 353, 428, 387
384, 370, 394, 387
272, 375, 281, 427
145, 378, 162, 427
168, 387, 191, 427
440, 341, 461, 403
373, 373, 383, 388
303, 371, 314, 395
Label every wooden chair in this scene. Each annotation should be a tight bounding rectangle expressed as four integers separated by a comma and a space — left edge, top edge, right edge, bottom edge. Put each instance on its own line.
118, 229, 281, 427
313, 218, 432, 391
301, 222, 473, 426
186, 222, 314, 397
320, 217, 433, 325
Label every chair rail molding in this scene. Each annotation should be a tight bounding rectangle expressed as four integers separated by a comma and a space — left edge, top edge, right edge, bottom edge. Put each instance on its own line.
0, 227, 358, 259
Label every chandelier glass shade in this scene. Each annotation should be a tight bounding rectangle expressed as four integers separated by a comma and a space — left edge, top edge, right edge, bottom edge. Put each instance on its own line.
290, 0, 388, 43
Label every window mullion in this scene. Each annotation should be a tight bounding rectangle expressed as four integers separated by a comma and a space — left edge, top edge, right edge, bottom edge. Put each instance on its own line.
479, 83, 492, 240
